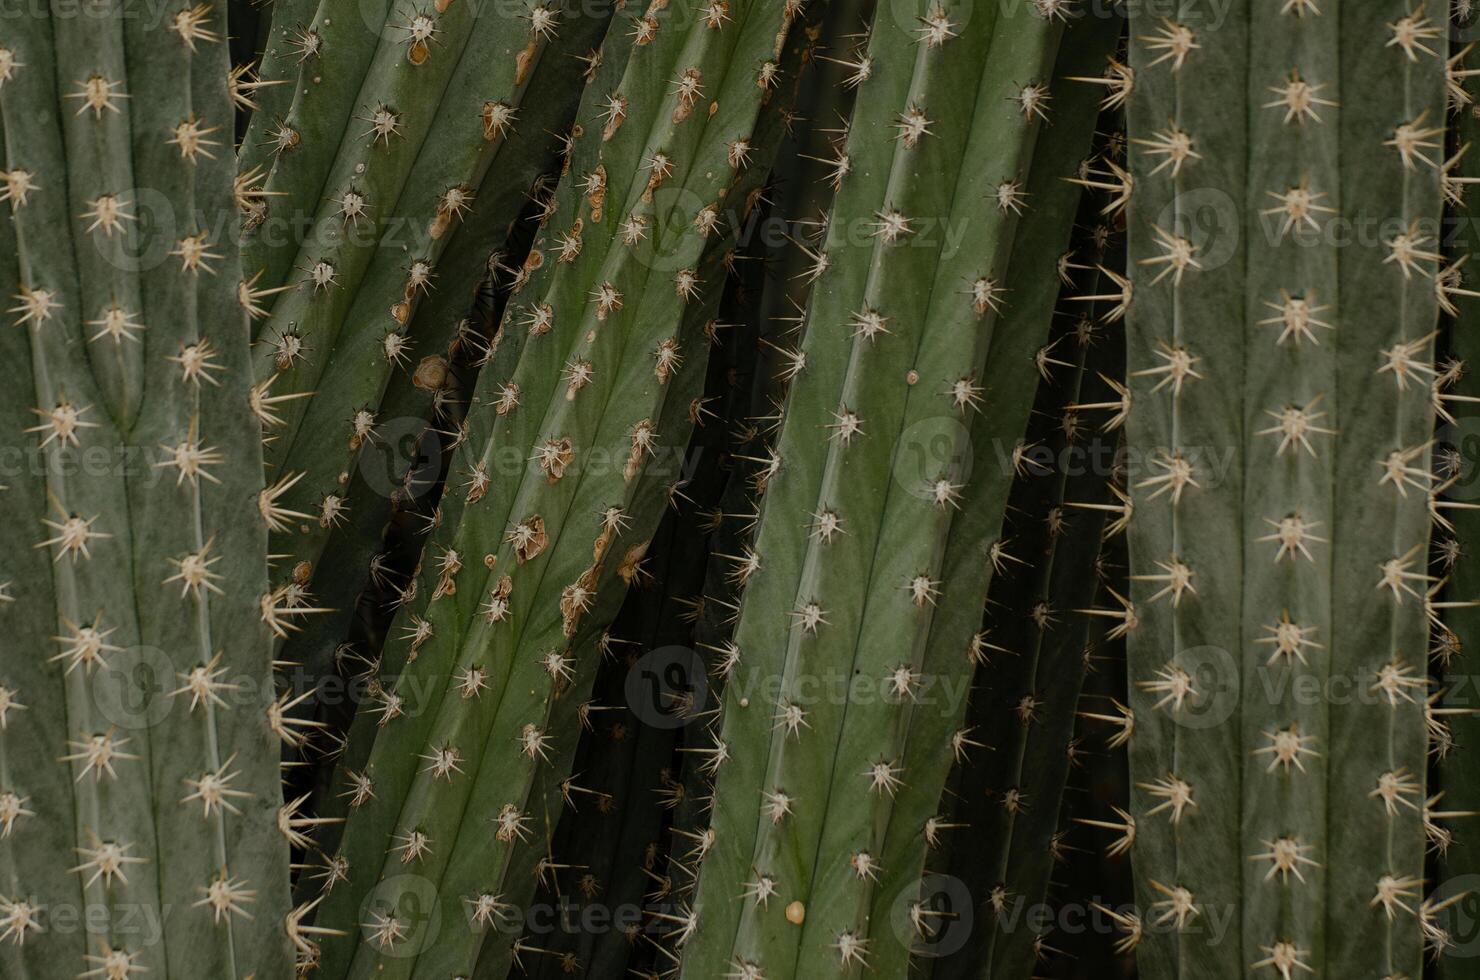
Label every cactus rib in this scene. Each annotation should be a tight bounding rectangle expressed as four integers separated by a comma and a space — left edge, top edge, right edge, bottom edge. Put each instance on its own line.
0, 3, 290, 976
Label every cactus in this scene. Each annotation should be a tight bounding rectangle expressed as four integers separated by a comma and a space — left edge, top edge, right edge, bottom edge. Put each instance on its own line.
465, 19, 828, 975
934, 228, 1126, 976
272, 14, 614, 763
0, 2, 290, 977
1125, 2, 1441, 978
518, 510, 725, 979
512, 222, 776, 979
865, 49, 1124, 980
297, 4, 819, 976
0, 1, 1465, 976
673, 4, 1124, 977
1430, 13, 1480, 971
240, 0, 617, 659
282, 12, 644, 832
477, 322, 715, 979
1062, 531, 1140, 970
655, 0, 876, 911
234, 0, 329, 179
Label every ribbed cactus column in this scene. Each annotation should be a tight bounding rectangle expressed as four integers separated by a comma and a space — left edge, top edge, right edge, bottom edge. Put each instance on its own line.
238, 0, 393, 288
1326, 1, 1440, 975
656, 0, 877, 922
1236, 3, 1338, 976
305, 4, 816, 977
272, 1, 618, 741
1126, 1, 1443, 977
239, 1, 615, 650
231, 0, 321, 149
510, 292, 755, 977
488, 295, 715, 979
1123, 1, 1245, 976
935, 246, 1127, 977
864, 30, 1124, 979
0, 2, 290, 977
673, 3, 1121, 977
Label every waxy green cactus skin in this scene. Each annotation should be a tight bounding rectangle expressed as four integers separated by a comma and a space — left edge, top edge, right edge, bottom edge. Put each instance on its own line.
236, 0, 368, 208
272, 9, 617, 766
672, 3, 1126, 977
1126, 1, 1441, 978
3, 1, 1466, 976
1323, 5, 1438, 971
1242, 2, 1333, 973
0, 2, 291, 977
238, 1, 617, 674
864, 32, 1124, 980
467, 303, 716, 980
1123, 7, 1242, 975
465, 18, 828, 972
285, 9, 647, 845
655, 0, 876, 916
239, 0, 393, 289
289, 241, 543, 878
513, 220, 779, 979
300, 4, 818, 977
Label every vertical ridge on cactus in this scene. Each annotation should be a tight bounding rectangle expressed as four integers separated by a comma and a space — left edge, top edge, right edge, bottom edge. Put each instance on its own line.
675, 3, 1117, 978
0, 1, 1465, 977
0, 1, 290, 976
1237, 2, 1339, 975
237, 1, 618, 695
862, 28, 1125, 980
1125, 0, 1246, 975
270, 1, 618, 806
651, 2, 878, 937
1126, 1, 1444, 977
454, 13, 826, 975
935, 238, 1127, 977
303, 3, 821, 976
512, 269, 773, 979
1324, 1, 1441, 975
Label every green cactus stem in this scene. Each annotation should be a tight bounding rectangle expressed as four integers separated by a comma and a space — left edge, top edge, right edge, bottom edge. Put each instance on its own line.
285, 9, 647, 848
675, 3, 1124, 977
467, 25, 826, 973
0, 3, 290, 977
272, 14, 614, 778
1124, 1, 1442, 977
513, 225, 775, 979
301, 4, 819, 977
934, 234, 1126, 977
250, 5, 621, 627
657, 0, 877, 909
234, 0, 359, 201
861, 36, 1124, 980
